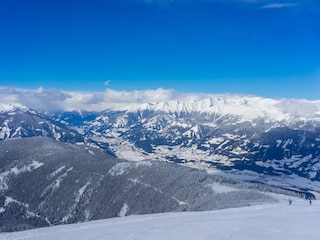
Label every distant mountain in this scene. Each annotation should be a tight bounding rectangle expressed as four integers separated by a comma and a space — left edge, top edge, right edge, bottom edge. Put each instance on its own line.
0, 137, 279, 232
1, 96, 320, 194
53, 97, 320, 193
0, 104, 83, 143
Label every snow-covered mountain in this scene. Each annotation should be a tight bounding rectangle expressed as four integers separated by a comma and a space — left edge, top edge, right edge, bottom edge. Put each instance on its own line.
109, 96, 320, 122
0, 104, 83, 143
1, 95, 320, 194
51, 96, 320, 193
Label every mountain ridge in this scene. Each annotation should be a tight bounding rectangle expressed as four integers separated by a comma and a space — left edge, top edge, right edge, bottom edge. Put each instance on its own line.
96, 96, 320, 123
0, 137, 281, 232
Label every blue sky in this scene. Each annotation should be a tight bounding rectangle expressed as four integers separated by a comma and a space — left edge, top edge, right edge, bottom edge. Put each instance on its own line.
0, 0, 319, 99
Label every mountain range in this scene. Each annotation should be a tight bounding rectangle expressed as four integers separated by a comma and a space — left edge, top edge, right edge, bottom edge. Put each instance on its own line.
1, 95, 320, 230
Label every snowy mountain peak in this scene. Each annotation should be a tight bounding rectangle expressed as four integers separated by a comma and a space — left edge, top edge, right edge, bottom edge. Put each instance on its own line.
119, 96, 320, 122
0, 103, 29, 113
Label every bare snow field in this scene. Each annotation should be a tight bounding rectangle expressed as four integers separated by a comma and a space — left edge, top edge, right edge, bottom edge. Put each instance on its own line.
1, 198, 319, 240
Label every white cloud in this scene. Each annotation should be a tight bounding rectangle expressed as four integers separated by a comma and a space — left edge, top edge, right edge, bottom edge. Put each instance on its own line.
103, 88, 177, 110
104, 88, 174, 103
261, 3, 298, 8
2, 85, 255, 113
0, 87, 20, 103
104, 80, 111, 87
0, 86, 180, 112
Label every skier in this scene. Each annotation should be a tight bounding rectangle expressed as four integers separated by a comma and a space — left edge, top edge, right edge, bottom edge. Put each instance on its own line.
309, 199, 312, 205
288, 199, 292, 205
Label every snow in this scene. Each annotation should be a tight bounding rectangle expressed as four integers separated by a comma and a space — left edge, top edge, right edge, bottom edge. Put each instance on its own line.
207, 183, 238, 193
4, 196, 17, 206
108, 161, 153, 176
230, 146, 248, 155
118, 203, 129, 217
118, 96, 320, 122
0, 120, 11, 139
11, 126, 22, 138
2, 94, 320, 123
62, 179, 91, 225
88, 150, 95, 156
1, 196, 41, 221
0, 103, 28, 112
171, 197, 188, 206
222, 133, 239, 140
48, 166, 66, 179
207, 137, 225, 144
128, 177, 187, 206
183, 125, 202, 139
1, 199, 320, 240
0, 161, 44, 191
75, 181, 91, 204
276, 139, 282, 147
222, 170, 320, 193
128, 178, 163, 194
41, 167, 73, 197
108, 163, 130, 176
103, 132, 148, 161
282, 139, 293, 149
289, 154, 313, 168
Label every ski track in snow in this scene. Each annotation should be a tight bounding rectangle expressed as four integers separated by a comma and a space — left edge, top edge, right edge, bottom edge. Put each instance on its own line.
1, 199, 320, 240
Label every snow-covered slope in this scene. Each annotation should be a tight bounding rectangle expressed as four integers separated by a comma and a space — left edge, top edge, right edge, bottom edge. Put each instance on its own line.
1, 198, 318, 240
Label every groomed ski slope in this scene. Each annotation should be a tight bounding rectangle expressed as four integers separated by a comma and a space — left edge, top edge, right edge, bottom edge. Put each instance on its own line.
1, 198, 319, 240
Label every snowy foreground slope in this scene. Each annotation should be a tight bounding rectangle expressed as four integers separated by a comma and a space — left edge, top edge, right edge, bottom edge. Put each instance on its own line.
1, 198, 319, 240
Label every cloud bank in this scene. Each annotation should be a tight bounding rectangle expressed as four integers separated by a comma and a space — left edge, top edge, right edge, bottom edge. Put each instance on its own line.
0, 87, 182, 112
1, 85, 318, 113
1, 85, 245, 112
